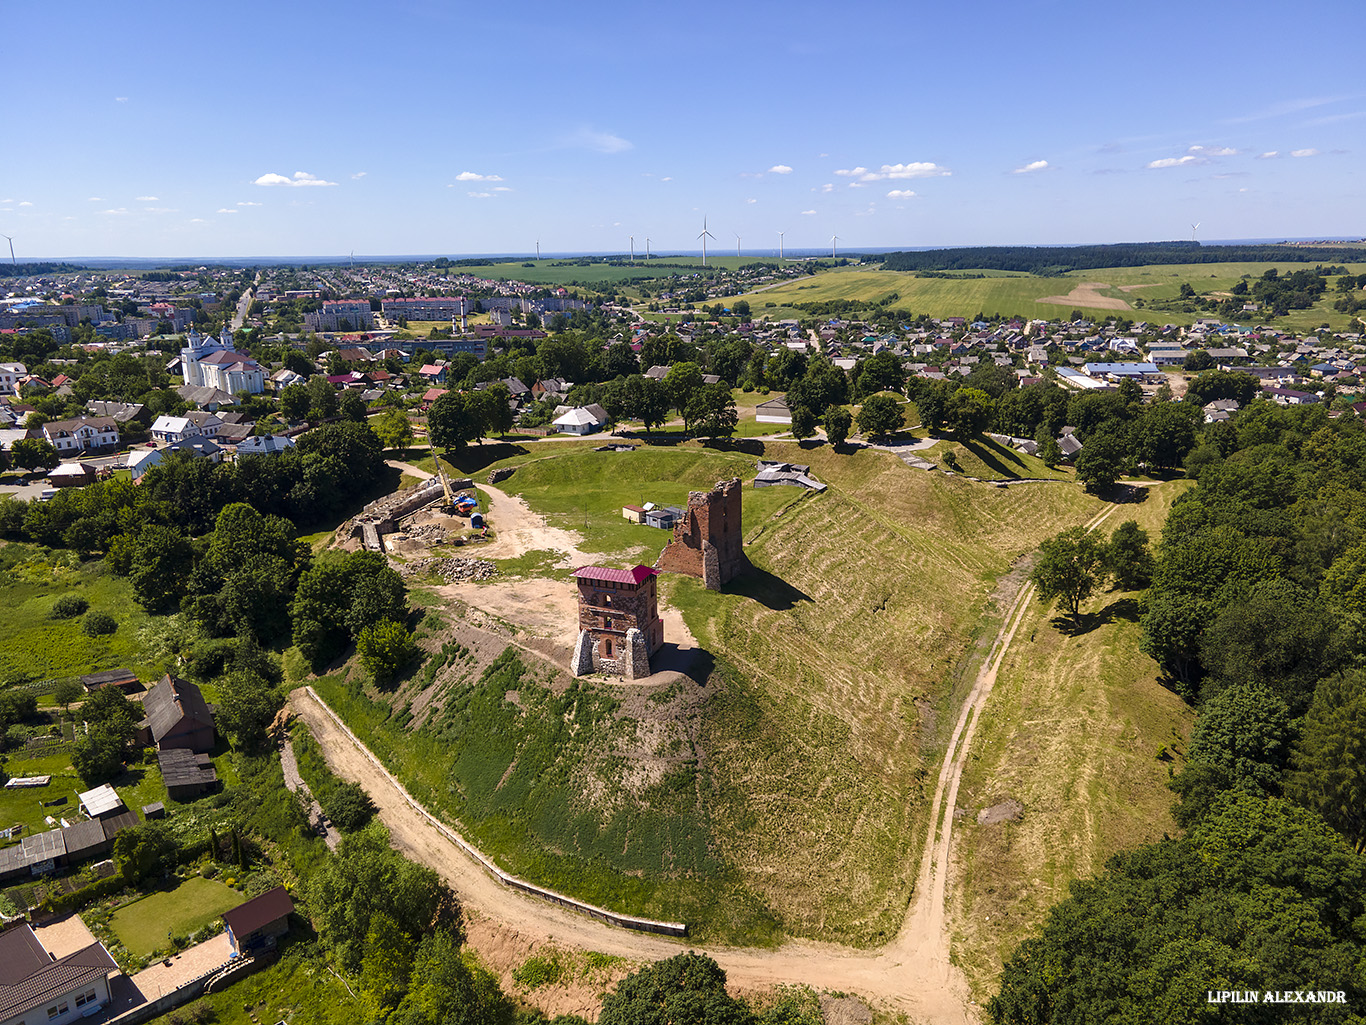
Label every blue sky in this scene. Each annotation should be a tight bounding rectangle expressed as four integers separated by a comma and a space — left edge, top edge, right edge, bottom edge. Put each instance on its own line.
4, 0, 1362, 258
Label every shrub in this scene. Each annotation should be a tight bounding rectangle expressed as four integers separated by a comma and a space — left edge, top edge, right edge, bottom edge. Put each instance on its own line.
321, 780, 377, 832
83, 613, 117, 637
50, 595, 89, 619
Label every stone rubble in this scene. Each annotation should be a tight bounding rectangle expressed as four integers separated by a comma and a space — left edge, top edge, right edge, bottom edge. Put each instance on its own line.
404, 557, 498, 582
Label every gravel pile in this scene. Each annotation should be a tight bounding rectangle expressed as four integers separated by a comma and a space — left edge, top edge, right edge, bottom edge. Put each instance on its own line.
408, 557, 498, 582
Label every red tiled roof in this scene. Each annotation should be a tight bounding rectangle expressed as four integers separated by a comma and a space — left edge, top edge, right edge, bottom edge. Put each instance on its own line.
573, 565, 657, 585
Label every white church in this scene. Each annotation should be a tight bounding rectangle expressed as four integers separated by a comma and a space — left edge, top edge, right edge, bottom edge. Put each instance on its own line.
180, 327, 265, 395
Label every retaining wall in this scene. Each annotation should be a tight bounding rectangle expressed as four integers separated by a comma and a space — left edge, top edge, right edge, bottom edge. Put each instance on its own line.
302, 686, 687, 937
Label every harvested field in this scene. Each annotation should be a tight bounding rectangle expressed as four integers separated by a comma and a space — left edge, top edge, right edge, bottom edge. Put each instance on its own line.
1038, 281, 1130, 310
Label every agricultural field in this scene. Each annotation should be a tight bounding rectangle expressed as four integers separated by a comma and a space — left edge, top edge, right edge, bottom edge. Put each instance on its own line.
108, 876, 242, 956
737, 261, 1366, 330
948, 480, 1196, 999
334, 437, 1109, 944
449, 256, 814, 290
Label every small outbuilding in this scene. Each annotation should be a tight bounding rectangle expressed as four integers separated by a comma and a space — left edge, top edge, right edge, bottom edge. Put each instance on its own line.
755, 397, 793, 424
621, 504, 646, 524
223, 886, 295, 956
158, 748, 218, 799
77, 784, 126, 821
80, 668, 140, 693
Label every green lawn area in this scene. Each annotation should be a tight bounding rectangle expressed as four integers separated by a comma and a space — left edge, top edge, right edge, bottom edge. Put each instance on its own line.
0, 545, 162, 687
109, 877, 242, 956
0, 751, 173, 850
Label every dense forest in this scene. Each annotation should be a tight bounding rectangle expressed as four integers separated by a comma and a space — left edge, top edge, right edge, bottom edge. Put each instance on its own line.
881, 242, 1366, 275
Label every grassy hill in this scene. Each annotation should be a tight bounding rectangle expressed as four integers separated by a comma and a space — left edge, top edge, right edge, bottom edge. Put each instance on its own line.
454, 439, 1106, 942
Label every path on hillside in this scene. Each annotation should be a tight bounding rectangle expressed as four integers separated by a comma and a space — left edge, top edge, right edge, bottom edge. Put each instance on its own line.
290, 496, 1128, 1022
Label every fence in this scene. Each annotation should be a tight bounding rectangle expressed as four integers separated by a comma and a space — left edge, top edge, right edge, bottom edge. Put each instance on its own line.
303, 687, 687, 937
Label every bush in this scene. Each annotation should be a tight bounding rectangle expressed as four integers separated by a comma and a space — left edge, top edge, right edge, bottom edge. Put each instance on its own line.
50, 594, 89, 619
321, 780, 376, 832
83, 612, 117, 636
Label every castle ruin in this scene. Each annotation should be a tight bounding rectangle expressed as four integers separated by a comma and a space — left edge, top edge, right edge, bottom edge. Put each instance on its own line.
570, 565, 665, 679
655, 478, 744, 590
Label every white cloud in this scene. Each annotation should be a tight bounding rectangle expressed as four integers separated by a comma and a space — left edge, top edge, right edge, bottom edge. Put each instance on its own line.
661, 176, 672, 182
820, 183, 835, 193
1291, 148, 1320, 157
189, 218, 205, 223
455, 171, 504, 182
887, 189, 917, 199
253, 171, 338, 187
87, 197, 104, 202
1258, 151, 1280, 159
848, 182, 866, 188
237, 201, 261, 207
143, 207, 175, 214
877, 162, 950, 179
566, 127, 633, 154
801, 209, 817, 215
1012, 160, 1049, 174
467, 192, 493, 199
1147, 155, 1201, 168
834, 167, 868, 177
115, 96, 128, 103
135, 195, 159, 202
103, 208, 129, 215
493, 186, 513, 192
746, 198, 758, 204
216, 209, 238, 214
351, 171, 367, 179
768, 164, 793, 175
1190, 145, 1238, 156
17, 202, 33, 208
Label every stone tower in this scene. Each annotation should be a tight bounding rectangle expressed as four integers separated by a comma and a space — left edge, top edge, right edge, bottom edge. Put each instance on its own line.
655, 478, 744, 590
570, 565, 665, 679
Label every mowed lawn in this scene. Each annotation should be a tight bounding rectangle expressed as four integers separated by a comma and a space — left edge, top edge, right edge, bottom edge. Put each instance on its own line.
109, 877, 242, 956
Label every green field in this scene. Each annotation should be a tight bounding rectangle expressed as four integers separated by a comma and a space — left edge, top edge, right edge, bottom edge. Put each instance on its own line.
0, 545, 162, 687
918, 436, 1072, 481
736, 261, 1366, 330
446, 256, 820, 290
108, 877, 242, 956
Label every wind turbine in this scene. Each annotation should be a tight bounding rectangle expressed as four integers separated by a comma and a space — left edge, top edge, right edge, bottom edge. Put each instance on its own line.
629, 235, 635, 264
698, 217, 715, 267
735, 233, 742, 258
645, 237, 651, 261
1, 234, 13, 265
535, 239, 541, 260
349, 250, 354, 268
1191, 222, 1201, 243
777, 231, 785, 260
831, 234, 840, 259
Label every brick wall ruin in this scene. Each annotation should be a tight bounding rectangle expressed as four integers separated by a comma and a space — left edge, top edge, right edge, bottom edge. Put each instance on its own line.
655, 478, 744, 590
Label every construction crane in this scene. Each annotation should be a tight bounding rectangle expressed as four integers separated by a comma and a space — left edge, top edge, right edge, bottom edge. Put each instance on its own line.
431, 453, 456, 512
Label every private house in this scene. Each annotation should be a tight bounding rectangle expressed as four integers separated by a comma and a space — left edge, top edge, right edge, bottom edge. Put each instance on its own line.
235, 434, 295, 457
0, 362, 27, 396
553, 404, 609, 435
126, 448, 163, 481
213, 422, 255, 447
176, 385, 239, 410
184, 410, 223, 438
532, 378, 570, 401
223, 886, 295, 956
269, 368, 305, 392
158, 748, 218, 799
0, 923, 117, 1025
136, 674, 215, 753
41, 417, 119, 455
86, 400, 149, 426
150, 415, 199, 444
166, 437, 223, 464
416, 364, 448, 386
755, 397, 793, 424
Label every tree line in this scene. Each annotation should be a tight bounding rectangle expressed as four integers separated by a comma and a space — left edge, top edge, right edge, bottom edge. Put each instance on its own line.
882, 242, 1366, 275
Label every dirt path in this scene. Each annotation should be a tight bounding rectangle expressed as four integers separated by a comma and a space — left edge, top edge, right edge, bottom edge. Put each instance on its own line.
1038, 281, 1131, 311
471, 482, 600, 566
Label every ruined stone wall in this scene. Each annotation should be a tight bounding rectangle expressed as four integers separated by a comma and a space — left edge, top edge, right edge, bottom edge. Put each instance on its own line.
656, 478, 744, 590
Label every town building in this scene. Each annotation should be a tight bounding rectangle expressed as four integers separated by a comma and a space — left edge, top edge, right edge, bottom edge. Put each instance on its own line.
180, 327, 264, 395
304, 300, 375, 332
41, 417, 119, 455
0, 923, 117, 1025
570, 565, 665, 679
